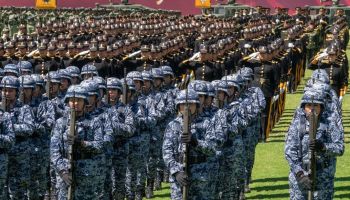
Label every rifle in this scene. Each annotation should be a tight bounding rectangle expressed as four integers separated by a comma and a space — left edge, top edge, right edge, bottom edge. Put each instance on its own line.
46, 63, 51, 99
182, 79, 190, 200
67, 91, 77, 200
308, 96, 318, 200
19, 64, 25, 104
121, 68, 128, 104
1, 82, 7, 112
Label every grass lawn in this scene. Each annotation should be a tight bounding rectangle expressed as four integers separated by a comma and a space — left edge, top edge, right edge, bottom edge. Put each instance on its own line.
151, 49, 350, 200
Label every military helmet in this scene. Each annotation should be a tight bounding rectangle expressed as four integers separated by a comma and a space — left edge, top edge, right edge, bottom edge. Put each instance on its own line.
223, 75, 240, 89
4, 64, 19, 77
19, 75, 35, 89
175, 89, 200, 107
160, 65, 174, 77
45, 71, 61, 83
0, 76, 19, 89
216, 80, 229, 95
107, 77, 122, 91
239, 67, 253, 81
64, 85, 88, 104
141, 70, 153, 82
311, 70, 330, 84
81, 64, 98, 76
59, 69, 72, 81
66, 66, 81, 80
17, 61, 32, 73
80, 79, 99, 97
31, 74, 45, 87
206, 82, 215, 97
301, 89, 325, 106
124, 78, 136, 91
188, 80, 207, 96
90, 76, 106, 91
127, 71, 143, 82
305, 81, 331, 96
231, 74, 245, 87
151, 68, 164, 79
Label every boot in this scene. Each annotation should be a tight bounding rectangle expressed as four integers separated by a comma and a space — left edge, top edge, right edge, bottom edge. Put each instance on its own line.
145, 180, 154, 199
239, 190, 246, 200
154, 171, 162, 190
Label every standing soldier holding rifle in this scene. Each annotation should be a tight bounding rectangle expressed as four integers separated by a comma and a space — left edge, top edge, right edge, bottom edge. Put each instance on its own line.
285, 88, 344, 200
163, 88, 224, 199
50, 85, 105, 200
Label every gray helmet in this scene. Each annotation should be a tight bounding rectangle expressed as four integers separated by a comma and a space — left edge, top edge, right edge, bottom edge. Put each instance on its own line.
59, 69, 72, 82
301, 89, 325, 106
141, 70, 153, 82
151, 68, 164, 79
175, 89, 200, 107
4, 64, 19, 77
45, 71, 61, 83
160, 65, 174, 77
127, 71, 143, 82
80, 79, 99, 97
19, 75, 35, 89
107, 77, 122, 91
232, 74, 245, 87
1, 76, 19, 89
124, 78, 136, 91
223, 75, 240, 89
81, 64, 98, 76
91, 76, 106, 90
216, 80, 229, 95
239, 67, 253, 81
305, 81, 331, 96
311, 70, 330, 84
188, 80, 207, 95
17, 61, 33, 73
211, 80, 221, 89
64, 85, 88, 104
31, 74, 45, 87
66, 66, 81, 79
206, 82, 215, 97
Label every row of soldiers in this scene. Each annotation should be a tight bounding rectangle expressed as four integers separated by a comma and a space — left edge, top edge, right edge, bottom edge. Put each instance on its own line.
0, 5, 348, 200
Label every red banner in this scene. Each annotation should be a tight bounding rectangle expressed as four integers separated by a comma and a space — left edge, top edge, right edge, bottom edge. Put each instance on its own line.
1, 0, 350, 15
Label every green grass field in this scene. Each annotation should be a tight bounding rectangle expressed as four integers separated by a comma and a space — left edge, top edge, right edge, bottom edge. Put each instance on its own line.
150, 49, 350, 200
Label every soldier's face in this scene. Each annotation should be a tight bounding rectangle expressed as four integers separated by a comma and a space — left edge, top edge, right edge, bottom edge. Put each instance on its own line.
198, 94, 206, 106
83, 74, 94, 80
3, 88, 17, 101
134, 80, 142, 91
179, 103, 197, 115
328, 54, 337, 62
71, 77, 80, 85
154, 78, 162, 88
86, 95, 97, 110
50, 83, 60, 95
23, 88, 33, 99
60, 79, 70, 91
143, 80, 152, 91
205, 96, 213, 107
33, 85, 42, 97
304, 103, 322, 117
217, 91, 226, 102
68, 98, 85, 113
163, 75, 172, 85
108, 89, 120, 102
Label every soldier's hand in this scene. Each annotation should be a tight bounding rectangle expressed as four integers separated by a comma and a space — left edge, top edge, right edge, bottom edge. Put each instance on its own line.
309, 139, 325, 152
296, 172, 312, 190
61, 172, 72, 185
67, 134, 81, 145
181, 131, 191, 144
175, 171, 189, 186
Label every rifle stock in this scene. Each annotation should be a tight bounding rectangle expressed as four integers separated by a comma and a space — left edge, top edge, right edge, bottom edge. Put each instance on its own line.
122, 68, 128, 104
67, 93, 76, 200
308, 96, 317, 200
1, 82, 7, 112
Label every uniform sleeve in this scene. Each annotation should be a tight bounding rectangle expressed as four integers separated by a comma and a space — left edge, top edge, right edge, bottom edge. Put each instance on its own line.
50, 118, 69, 173
324, 118, 344, 157
37, 100, 56, 130
14, 106, 35, 137
0, 112, 15, 149
285, 114, 304, 176
82, 117, 104, 154
162, 122, 182, 176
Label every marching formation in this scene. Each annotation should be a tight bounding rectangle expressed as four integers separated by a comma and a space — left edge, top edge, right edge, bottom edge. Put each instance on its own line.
0, 4, 348, 200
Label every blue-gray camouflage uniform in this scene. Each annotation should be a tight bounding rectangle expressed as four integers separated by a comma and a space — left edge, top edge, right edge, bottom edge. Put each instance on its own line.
285, 90, 344, 200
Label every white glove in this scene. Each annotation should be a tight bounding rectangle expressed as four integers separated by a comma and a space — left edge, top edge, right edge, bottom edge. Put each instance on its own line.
272, 95, 279, 103
288, 43, 294, 48
280, 88, 285, 94
244, 43, 252, 49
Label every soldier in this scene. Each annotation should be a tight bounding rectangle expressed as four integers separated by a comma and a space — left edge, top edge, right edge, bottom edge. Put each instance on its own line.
50, 85, 105, 199
58, 69, 72, 100
125, 71, 157, 200
17, 61, 33, 75
0, 80, 15, 199
163, 89, 224, 199
285, 89, 344, 200
104, 77, 135, 200
4, 64, 19, 77
80, 64, 99, 80
66, 66, 81, 85
2, 75, 35, 199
